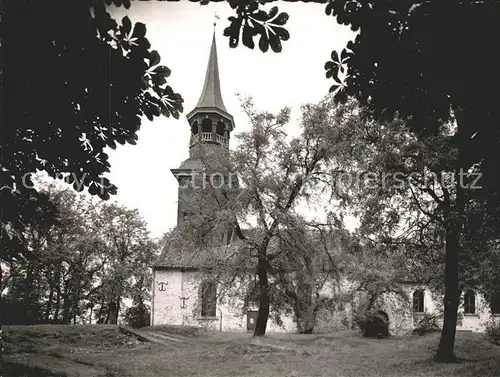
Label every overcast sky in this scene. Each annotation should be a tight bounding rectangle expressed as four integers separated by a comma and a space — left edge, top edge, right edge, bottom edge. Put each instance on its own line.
100, 1, 356, 238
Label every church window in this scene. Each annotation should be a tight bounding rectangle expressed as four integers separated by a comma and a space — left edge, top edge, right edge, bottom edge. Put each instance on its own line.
412, 290, 424, 312
201, 118, 212, 133
191, 121, 199, 135
464, 290, 476, 314
201, 281, 217, 317
216, 121, 225, 136
211, 174, 222, 186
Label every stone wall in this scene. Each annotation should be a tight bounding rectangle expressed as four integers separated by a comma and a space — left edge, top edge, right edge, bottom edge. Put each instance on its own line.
152, 268, 296, 332
152, 268, 496, 335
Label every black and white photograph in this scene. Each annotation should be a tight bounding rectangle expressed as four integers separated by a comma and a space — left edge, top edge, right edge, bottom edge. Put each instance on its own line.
1, 1, 500, 376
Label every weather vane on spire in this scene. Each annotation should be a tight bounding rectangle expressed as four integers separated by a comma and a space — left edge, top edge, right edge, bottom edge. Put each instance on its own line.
214, 13, 220, 28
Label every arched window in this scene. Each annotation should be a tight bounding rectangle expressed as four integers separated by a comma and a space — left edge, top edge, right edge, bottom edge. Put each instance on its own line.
201, 281, 217, 317
464, 290, 476, 314
412, 290, 424, 313
191, 121, 199, 135
201, 118, 212, 133
216, 121, 225, 136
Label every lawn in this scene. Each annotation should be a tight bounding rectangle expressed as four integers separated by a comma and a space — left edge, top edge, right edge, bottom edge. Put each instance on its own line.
3, 325, 500, 377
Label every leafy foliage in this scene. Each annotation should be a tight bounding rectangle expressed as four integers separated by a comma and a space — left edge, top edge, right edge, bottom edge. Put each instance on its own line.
224, 3, 290, 53
1, 183, 157, 326
413, 312, 441, 336
485, 319, 500, 346
161, 95, 357, 335
1, 1, 183, 200
124, 302, 151, 329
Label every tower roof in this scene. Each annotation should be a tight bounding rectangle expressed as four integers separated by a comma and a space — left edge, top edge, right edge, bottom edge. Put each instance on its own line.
196, 31, 227, 111
186, 31, 233, 124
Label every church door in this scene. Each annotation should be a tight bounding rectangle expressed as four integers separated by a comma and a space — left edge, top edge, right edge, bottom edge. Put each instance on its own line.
246, 311, 258, 332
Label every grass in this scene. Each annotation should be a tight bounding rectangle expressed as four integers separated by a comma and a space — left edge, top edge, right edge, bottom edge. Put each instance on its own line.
3, 325, 500, 377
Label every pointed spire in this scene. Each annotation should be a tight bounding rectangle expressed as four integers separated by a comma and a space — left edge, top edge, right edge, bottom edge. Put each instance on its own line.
193, 30, 228, 113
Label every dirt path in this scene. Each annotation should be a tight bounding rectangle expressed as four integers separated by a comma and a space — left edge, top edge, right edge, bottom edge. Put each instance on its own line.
119, 326, 186, 345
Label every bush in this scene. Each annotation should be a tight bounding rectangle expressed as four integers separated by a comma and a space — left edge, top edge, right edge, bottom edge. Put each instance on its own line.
0, 296, 45, 325
124, 302, 150, 329
355, 307, 390, 338
485, 319, 500, 345
413, 312, 441, 336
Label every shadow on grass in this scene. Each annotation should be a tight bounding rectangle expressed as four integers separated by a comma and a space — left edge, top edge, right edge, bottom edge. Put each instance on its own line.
2, 361, 66, 377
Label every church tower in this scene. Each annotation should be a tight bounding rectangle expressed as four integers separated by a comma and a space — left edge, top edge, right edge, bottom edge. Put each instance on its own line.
170, 31, 235, 226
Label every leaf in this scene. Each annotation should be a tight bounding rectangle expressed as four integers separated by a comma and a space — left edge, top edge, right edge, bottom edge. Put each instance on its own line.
259, 34, 269, 53
121, 16, 132, 35
274, 27, 290, 41
269, 34, 282, 53
269, 6, 279, 19
252, 10, 268, 22
153, 65, 171, 77
334, 89, 348, 104
132, 22, 147, 39
324, 61, 339, 79
242, 26, 255, 49
341, 48, 349, 62
329, 84, 340, 93
324, 61, 335, 71
331, 50, 339, 62
152, 74, 167, 87
325, 2, 334, 16
247, 1, 259, 13
272, 12, 289, 26
224, 17, 242, 48
149, 50, 161, 67
171, 109, 180, 120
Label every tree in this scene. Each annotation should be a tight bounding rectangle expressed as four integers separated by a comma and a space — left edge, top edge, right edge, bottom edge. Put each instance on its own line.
164, 95, 355, 336
346, 242, 409, 338
1, 183, 157, 327
93, 203, 155, 324
178, 0, 500, 359
1, 0, 182, 357
1, 0, 183, 258
324, 97, 500, 359
272, 220, 351, 334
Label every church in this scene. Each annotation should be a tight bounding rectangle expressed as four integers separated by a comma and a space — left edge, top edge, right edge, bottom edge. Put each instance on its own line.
151, 31, 498, 335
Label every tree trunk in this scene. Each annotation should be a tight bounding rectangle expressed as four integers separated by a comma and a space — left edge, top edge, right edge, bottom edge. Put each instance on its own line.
88, 305, 93, 324
61, 292, 73, 324
107, 301, 119, 325
434, 227, 460, 362
296, 310, 316, 334
45, 274, 54, 321
53, 281, 61, 323
0, 261, 4, 368
294, 287, 317, 334
435, 106, 467, 363
97, 299, 105, 324
254, 255, 270, 336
